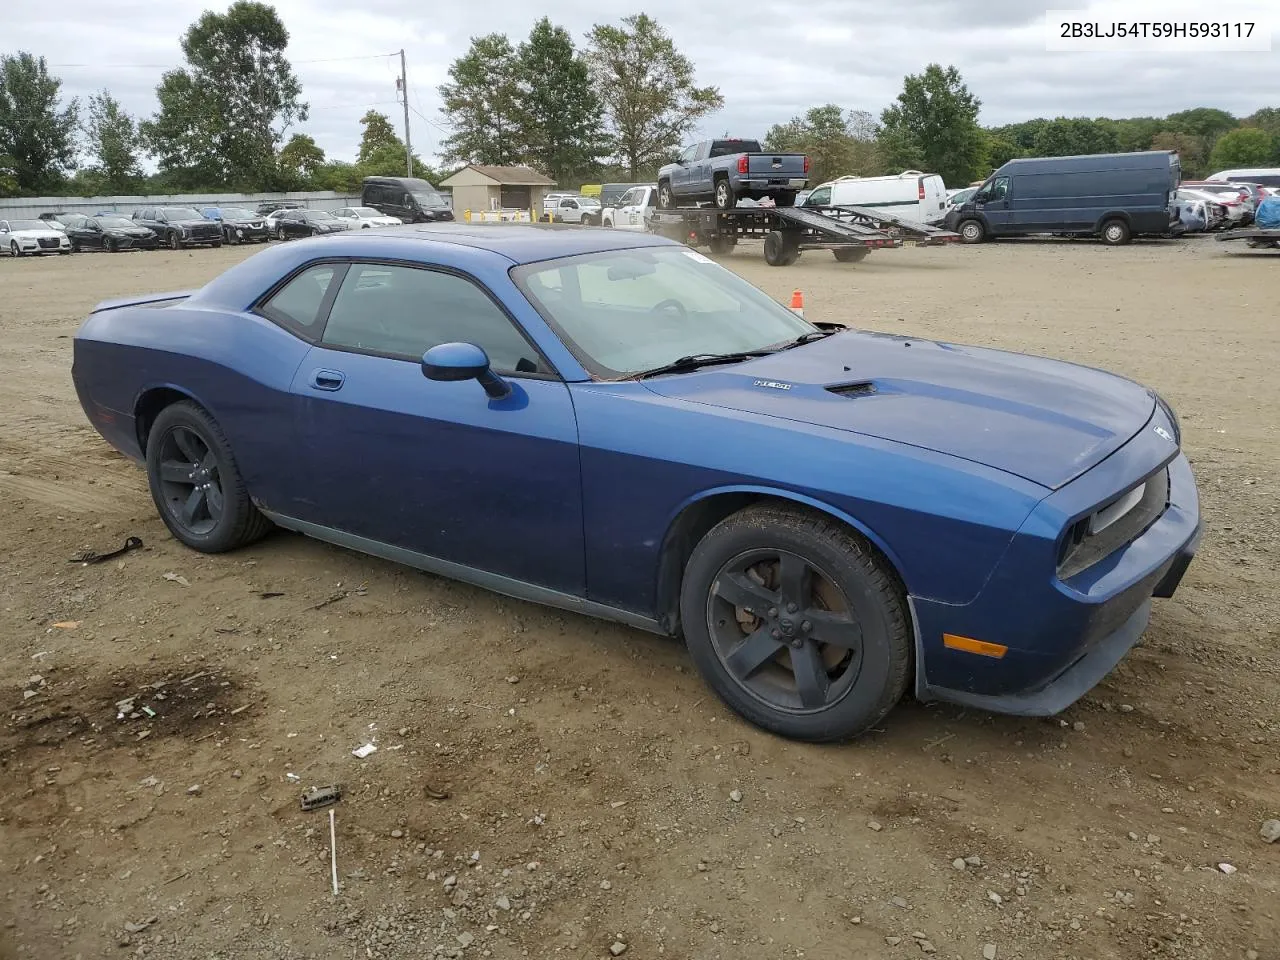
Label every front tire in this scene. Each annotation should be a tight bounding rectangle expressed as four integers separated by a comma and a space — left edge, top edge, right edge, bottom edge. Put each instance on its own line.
958, 219, 984, 244
277, 225, 288, 241
145, 401, 272, 553
10, 241, 22, 257
104, 237, 117, 253
708, 236, 737, 256
679, 504, 912, 742
168, 231, 182, 250
763, 230, 800, 266
833, 247, 869, 263
658, 181, 675, 210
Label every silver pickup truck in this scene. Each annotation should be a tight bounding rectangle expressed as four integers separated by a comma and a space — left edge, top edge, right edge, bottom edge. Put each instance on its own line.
658, 138, 810, 210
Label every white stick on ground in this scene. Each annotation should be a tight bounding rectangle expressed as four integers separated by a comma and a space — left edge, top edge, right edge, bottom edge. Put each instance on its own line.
329, 808, 339, 896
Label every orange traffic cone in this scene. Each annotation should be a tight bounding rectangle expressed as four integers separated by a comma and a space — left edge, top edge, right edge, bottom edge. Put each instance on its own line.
789, 289, 804, 317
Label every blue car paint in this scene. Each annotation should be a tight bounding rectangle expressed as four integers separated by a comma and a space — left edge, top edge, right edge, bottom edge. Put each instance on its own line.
71, 225, 1201, 716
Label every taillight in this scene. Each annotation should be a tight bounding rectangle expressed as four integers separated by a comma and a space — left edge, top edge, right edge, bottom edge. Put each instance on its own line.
737, 155, 748, 175
803, 156, 811, 174
917, 179, 925, 200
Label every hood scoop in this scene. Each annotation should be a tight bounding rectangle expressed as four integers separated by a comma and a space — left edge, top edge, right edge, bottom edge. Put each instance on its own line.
826, 380, 876, 398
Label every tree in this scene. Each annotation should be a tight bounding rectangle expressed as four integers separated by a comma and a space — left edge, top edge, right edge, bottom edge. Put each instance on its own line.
878, 64, 983, 187
516, 18, 607, 185
140, 1, 307, 190
0, 52, 79, 194
1149, 130, 1208, 177
1102, 116, 1162, 153
279, 132, 324, 175
764, 105, 880, 185
1207, 127, 1277, 170
1243, 107, 1280, 140
83, 90, 142, 193
357, 109, 403, 165
0, 154, 18, 196
437, 34, 525, 167
311, 160, 362, 193
586, 14, 723, 179
1164, 107, 1237, 141
1030, 117, 1120, 157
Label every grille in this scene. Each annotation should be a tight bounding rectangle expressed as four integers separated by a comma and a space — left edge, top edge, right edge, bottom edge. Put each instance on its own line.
37, 237, 60, 249
1058, 467, 1170, 580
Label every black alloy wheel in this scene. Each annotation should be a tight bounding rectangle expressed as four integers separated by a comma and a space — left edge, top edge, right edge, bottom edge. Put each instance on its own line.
145, 402, 272, 552
168, 231, 182, 250
680, 504, 912, 741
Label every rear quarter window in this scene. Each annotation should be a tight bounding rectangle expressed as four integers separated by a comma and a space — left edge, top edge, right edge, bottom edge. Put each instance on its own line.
257, 264, 342, 340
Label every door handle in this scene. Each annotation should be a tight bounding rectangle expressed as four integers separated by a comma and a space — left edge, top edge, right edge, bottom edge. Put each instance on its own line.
309, 368, 345, 391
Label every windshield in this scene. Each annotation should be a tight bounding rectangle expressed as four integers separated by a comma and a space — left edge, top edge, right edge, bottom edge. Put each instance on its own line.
411, 191, 446, 209
305, 211, 335, 221
98, 216, 135, 229
220, 207, 255, 219
6, 220, 44, 231
162, 207, 201, 219
512, 247, 815, 379
578, 197, 601, 208
353, 207, 382, 217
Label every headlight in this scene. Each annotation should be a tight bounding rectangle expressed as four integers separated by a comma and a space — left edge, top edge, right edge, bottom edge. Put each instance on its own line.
1154, 393, 1181, 445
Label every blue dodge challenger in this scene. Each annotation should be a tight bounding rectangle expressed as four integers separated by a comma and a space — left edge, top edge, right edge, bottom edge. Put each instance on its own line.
71, 225, 1200, 741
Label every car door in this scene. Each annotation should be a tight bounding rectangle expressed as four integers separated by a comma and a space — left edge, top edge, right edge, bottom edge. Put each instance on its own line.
77, 218, 104, 249
671, 144, 696, 196
977, 176, 1013, 233
558, 198, 579, 223
287, 260, 586, 594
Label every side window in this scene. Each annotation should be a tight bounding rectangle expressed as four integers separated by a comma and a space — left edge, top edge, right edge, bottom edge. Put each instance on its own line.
617, 189, 637, 207
258, 264, 339, 339
679, 144, 699, 164
321, 264, 544, 374
806, 186, 831, 206
991, 177, 1011, 200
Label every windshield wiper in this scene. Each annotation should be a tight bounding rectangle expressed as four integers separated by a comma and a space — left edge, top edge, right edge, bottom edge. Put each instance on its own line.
632, 350, 775, 380
779, 329, 840, 350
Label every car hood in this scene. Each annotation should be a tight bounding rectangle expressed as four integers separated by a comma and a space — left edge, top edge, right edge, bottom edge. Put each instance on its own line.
170, 219, 219, 228
9, 228, 66, 240
639, 330, 1156, 490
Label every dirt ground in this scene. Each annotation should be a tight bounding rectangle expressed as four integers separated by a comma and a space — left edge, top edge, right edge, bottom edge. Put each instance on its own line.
1, 234, 1277, 960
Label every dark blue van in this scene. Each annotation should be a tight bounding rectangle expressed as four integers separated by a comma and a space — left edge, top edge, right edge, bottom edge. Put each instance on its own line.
945, 151, 1179, 245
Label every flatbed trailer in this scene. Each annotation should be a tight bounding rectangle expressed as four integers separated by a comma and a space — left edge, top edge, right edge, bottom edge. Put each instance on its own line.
1216, 227, 1280, 248
646, 204, 959, 266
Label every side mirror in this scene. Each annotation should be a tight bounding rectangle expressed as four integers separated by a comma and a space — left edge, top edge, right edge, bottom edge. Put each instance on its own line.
421, 342, 511, 400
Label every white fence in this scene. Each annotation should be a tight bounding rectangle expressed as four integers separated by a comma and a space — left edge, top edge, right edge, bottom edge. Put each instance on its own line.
0, 190, 364, 221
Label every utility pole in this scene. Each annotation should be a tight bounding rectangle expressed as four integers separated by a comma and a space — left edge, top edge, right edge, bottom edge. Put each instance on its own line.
398, 48, 413, 178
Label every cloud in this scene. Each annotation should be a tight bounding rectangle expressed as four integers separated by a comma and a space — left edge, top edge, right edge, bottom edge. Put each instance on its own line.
5, 0, 1277, 169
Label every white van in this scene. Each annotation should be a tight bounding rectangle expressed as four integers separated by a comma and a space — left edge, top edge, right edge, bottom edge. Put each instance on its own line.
1206, 167, 1280, 188
602, 184, 657, 230
800, 171, 948, 225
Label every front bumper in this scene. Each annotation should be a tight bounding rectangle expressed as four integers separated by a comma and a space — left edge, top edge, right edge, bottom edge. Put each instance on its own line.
16, 238, 70, 254
912, 404, 1200, 716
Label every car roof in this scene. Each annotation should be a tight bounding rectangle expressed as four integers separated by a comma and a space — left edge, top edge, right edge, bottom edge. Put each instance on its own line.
351, 223, 674, 263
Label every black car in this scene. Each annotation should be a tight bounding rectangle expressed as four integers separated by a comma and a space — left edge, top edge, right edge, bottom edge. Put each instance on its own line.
131, 206, 223, 249
66, 215, 159, 252
202, 206, 270, 244
273, 208, 351, 240
360, 176, 454, 223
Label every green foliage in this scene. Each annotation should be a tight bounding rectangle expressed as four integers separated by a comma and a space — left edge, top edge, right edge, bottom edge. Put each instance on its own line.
140, 1, 307, 190
437, 34, 524, 167
310, 160, 361, 193
357, 110, 402, 164
1164, 107, 1237, 141
0, 154, 17, 196
516, 18, 607, 186
879, 64, 984, 187
1100, 116, 1162, 153
1031, 117, 1120, 157
0, 52, 79, 194
1207, 127, 1278, 171
1149, 131, 1208, 177
1243, 107, 1280, 140
84, 90, 143, 193
586, 14, 723, 179
279, 132, 325, 174
980, 130, 1020, 173
764, 105, 881, 185
352, 112, 428, 180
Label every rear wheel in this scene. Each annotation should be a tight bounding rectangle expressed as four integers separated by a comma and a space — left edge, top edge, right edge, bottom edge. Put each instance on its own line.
958, 219, 984, 244
145, 401, 272, 553
277, 225, 288, 241
104, 237, 117, 253
679, 504, 912, 742
658, 181, 675, 209
713, 177, 736, 210
1100, 218, 1131, 246
763, 230, 800, 267
833, 246, 869, 263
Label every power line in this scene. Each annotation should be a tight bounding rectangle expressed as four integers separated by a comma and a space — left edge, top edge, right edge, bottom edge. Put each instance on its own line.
45, 52, 400, 69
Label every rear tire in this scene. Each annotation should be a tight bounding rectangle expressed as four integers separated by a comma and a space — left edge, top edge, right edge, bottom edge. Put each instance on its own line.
708, 236, 737, 256
714, 177, 736, 210
1100, 218, 1131, 246
658, 181, 675, 210
763, 230, 800, 266
958, 219, 984, 244
833, 247, 869, 263
104, 237, 116, 253
145, 401, 272, 554
277, 225, 288, 241
679, 503, 912, 742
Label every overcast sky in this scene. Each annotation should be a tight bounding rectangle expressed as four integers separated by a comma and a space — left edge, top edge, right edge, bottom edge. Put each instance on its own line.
6, 0, 1277, 167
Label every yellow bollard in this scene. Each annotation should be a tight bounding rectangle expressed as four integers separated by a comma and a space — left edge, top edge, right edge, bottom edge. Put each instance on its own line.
464, 209, 471, 222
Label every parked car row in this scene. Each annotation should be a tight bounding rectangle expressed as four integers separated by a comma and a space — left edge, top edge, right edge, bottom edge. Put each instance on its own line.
7, 201, 409, 257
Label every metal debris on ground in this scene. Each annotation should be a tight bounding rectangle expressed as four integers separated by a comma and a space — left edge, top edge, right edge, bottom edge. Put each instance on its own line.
352, 743, 377, 759
301, 784, 342, 811
70, 536, 143, 565
424, 784, 450, 800
329, 809, 340, 895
